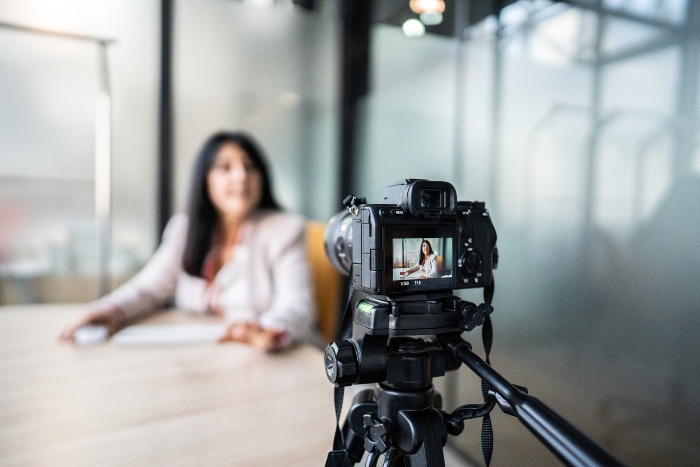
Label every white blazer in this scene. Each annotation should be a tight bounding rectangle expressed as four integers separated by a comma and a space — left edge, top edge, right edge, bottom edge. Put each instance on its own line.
95, 210, 316, 344
418, 253, 439, 278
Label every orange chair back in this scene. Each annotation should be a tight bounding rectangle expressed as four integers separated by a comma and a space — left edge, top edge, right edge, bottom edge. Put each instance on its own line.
306, 221, 344, 343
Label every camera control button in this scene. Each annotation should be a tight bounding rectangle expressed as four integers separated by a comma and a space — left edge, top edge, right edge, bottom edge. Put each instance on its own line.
379, 208, 391, 217
460, 251, 481, 275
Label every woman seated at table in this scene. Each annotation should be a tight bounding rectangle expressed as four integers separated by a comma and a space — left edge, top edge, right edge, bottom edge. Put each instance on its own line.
60, 131, 316, 351
404, 240, 439, 279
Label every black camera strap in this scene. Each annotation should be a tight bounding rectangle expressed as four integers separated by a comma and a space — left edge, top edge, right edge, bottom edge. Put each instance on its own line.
480, 280, 495, 466
324, 281, 355, 467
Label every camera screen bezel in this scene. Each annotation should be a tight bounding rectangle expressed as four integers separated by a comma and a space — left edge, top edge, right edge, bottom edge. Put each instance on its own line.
381, 225, 456, 294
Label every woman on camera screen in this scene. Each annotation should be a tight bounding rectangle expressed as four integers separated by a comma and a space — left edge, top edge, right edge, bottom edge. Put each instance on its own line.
405, 240, 439, 279
60, 131, 315, 351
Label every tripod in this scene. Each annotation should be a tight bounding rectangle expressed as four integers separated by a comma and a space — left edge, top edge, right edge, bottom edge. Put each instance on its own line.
325, 294, 625, 467
340, 335, 454, 466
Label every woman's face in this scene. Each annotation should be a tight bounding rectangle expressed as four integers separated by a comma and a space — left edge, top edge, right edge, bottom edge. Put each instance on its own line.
207, 142, 263, 221
422, 242, 430, 256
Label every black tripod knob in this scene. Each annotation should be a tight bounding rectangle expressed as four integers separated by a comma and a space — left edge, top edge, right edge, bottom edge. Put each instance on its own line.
363, 413, 392, 454
324, 340, 358, 387
458, 301, 494, 331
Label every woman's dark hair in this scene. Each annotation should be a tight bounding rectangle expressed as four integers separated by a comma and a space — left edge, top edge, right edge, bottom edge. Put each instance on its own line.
418, 240, 434, 266
182, 131, 280, 277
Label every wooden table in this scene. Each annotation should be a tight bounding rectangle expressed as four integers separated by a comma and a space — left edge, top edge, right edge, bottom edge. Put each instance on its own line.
391, 268, 450, 281
0, 305, 337, 466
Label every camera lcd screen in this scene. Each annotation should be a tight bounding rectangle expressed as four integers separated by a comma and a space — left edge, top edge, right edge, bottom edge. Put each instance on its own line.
382, 226, 455, 294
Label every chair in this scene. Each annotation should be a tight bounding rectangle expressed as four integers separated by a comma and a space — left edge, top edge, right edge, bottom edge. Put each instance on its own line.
306, 221, 344, 344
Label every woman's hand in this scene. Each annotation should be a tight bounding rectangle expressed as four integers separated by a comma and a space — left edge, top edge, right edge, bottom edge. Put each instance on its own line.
59, 304, 126, 342
217, 321, 288, 352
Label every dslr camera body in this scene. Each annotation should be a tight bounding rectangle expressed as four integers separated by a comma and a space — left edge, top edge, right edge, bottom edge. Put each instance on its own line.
325, 179, 498, 340
327, 178, 497, 297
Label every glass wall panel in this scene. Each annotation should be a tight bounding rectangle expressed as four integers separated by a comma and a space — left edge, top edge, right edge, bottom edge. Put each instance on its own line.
0, 27, 99, 303
0, 0, 337, 305
356, 26, 459, 202
0, 0, 160, 304
358, 1, 700, 465
173, 0, 339, 223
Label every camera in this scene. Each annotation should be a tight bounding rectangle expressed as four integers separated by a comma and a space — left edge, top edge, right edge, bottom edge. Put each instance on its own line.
325, 179, 498, 297
322, 180, 624, 467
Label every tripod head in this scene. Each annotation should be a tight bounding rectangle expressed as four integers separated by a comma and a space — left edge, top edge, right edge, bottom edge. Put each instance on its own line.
324, 292, 624, 466
324, 291, 491, 389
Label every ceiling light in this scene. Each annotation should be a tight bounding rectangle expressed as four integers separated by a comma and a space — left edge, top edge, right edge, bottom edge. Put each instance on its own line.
409, 0, 445, 14
420, 11, 443, 26
402, 19, 425, 37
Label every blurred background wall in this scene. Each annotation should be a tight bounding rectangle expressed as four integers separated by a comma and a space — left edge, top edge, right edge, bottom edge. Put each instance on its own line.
0, 0, 339, 303
0, 0, 160, 302
1, 0, 699, 465
359, 1, 700, 465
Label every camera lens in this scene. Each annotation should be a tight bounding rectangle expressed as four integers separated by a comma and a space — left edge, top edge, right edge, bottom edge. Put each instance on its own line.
324, 210, 353, 275
420, 189, 441, 209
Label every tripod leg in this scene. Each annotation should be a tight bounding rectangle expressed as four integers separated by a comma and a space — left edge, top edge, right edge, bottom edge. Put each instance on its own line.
396, 407, 447, 467
364, 447, 404, 467
365, 450, 381, 467
382, 447, 405, 467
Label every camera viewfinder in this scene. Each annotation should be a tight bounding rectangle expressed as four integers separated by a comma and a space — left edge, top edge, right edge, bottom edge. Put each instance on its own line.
420, 189, 442, 209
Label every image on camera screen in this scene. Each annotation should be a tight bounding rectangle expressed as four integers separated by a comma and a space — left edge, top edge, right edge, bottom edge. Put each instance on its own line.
391, 237, 453, 282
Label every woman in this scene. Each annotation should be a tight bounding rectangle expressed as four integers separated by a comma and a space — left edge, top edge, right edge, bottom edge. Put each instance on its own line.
405, 240, 439, 279
60, 131, 315, 351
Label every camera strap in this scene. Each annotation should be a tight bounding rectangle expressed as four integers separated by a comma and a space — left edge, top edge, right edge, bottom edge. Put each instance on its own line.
324, 281, 355, 467
480, 280, 495, 466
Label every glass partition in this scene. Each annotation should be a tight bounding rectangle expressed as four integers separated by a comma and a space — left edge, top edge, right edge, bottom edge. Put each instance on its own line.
173, 0, 339, 222
358, 1, 700, 465
0, 25, 104, 303
0, 0, 338, 305
0, 1, 161, 305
